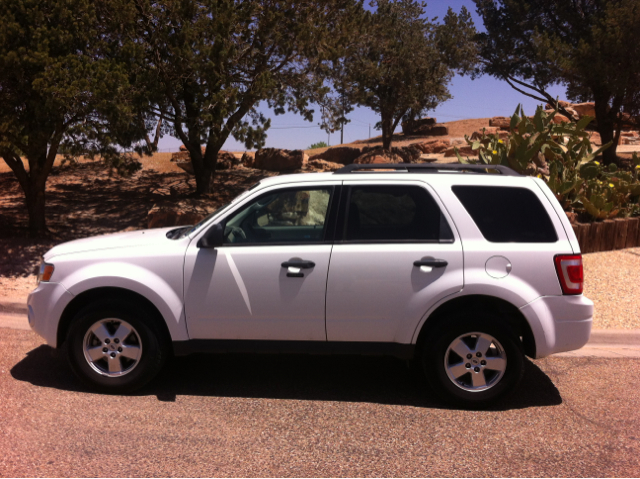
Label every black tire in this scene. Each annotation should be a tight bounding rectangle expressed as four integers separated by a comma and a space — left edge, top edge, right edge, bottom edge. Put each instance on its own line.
66, 300, 167, 393
422, 313, 525, 408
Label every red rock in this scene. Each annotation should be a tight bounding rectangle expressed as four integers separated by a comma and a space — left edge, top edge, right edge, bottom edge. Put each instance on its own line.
401, 117, 436, 135
307, 159, 343, 171
470, 127, 500, 140
572, 102, 596, 119
489, 117, 512, 130
308, 147, 363, 165
444, 146, 478, 158
353, 148, 404, 164
411, 139, 450, 154
254, 148, 307, 171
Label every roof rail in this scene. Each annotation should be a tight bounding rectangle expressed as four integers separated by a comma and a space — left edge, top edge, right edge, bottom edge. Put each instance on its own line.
333, 163, 521, 176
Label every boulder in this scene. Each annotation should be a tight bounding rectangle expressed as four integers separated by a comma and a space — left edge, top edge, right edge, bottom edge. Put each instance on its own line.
423, 124, 449, 136
402, 117, 436, 135
544, 100, 572, 110
307, 159, 343, 172
242, 152, 255, 168
444, 146, 478, 158
395, 145, 423, 163
217, 150, 240, 170
147, 202, 211, 229
588, 131, 602, 145
470, 127, 500, 140
254, 148, 307, 171
353, 147, 404, 164
308, 146, 362, 165
411, 138, 450, 154
174, 160, 194, 175
544, 110, 571, 124
571, 102, 596, 119
171, 151, 191, 162
489, 117, 512, 130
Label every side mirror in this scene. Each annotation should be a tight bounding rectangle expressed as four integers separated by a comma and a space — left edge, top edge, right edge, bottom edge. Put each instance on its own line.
197, 223, 224, 249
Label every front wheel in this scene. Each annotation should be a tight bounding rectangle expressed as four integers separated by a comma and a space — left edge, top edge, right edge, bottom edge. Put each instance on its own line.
66, 301, 167, 393
422, 315, 525, 408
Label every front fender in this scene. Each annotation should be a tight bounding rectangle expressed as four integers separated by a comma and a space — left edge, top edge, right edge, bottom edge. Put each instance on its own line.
62, 262, 188, 342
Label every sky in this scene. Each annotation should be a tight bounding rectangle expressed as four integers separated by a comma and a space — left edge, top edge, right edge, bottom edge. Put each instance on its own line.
157, 0, 566, 153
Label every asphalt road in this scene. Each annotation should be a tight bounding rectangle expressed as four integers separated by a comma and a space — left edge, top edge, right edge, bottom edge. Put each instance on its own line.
1, 328, 639, 477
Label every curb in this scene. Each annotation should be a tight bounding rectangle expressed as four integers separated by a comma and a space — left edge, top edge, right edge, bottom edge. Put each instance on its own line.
0, 301, 28, 315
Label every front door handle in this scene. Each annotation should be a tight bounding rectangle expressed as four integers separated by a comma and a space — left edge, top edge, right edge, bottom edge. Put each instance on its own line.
282, 259, 315, 278
413, 259, 448, 268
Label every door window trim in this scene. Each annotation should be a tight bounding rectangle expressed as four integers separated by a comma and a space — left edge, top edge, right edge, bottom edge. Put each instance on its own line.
216, 185, 339, 247
335, 183, 455, 244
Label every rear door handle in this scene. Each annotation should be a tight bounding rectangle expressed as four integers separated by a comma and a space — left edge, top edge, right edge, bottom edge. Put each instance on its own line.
282, 259, 315, 277
413, 259, 448, 268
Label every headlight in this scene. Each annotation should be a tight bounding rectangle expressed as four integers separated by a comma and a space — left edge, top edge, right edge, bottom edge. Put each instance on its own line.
37, 261, 55, 284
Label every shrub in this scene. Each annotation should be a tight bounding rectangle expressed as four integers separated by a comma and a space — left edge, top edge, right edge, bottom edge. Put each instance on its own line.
308, 141, 328, 150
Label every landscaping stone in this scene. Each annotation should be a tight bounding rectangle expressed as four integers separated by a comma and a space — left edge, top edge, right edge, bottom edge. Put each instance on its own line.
307, 159, 343, 171
401, 117, 436, 135
308, 146, 362, 165
411, 138, 450, 154
253, 148, 307, 171
353, 147, 404, 164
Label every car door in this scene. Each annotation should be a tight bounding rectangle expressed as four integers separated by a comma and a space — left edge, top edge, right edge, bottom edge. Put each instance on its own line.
184, 182, 340, 341
325, 180, 464, 344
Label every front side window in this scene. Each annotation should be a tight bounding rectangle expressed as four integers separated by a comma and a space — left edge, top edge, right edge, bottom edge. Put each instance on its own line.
222, 187, 332, 245
343, 185, 453, 242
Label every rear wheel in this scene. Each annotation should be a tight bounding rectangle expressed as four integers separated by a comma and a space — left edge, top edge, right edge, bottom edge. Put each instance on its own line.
422, 314, 525, 408
66, 301, 167, 393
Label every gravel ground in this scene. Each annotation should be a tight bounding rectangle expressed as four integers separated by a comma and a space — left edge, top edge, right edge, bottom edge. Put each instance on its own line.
583, 247, 640, 329
1, 328, 639, 477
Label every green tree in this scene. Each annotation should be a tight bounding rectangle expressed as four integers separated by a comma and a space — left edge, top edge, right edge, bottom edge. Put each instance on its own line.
475, 0, 640, 166
117, 0, 360, 195
0, 0, 134, 235
338, 0, 477, 151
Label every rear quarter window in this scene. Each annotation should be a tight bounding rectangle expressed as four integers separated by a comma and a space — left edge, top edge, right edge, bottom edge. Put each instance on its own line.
452, 185, 558, 243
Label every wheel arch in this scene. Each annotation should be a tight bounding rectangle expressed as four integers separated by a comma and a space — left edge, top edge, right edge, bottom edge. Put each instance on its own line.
57, 287, 173, 352
414, 294, 536, 358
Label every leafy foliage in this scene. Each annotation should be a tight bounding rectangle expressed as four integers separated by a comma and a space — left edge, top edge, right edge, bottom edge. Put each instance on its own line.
114, 0, 362, 194
474, 0, 640, 166
338, 0, 477, 150
456, 106, 640, 220
308, 142, 329, 150
0, 0, 136, 234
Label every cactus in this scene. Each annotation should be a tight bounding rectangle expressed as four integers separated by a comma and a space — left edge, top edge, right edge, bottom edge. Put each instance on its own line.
455, 104, 640, 220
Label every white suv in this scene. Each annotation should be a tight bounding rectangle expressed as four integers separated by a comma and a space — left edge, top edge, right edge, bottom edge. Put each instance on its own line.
28, 163, 593, 407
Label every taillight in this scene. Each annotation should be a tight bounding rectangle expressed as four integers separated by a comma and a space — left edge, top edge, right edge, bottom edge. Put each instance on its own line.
554, 254, 583, 295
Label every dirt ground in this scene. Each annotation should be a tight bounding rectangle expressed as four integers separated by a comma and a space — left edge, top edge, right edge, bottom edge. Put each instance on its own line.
0, 156, 272, 300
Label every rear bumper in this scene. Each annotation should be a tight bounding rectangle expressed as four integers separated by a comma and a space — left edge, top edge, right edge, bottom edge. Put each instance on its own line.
520, 295, 593, 358
27, 282, 75, 347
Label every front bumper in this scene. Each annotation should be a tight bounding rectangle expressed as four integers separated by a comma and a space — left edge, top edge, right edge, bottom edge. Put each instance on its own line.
520, 295, 593, 358
27, 282, 75, 347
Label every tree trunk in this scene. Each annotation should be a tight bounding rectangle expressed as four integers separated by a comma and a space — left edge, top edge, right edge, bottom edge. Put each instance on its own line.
189, 143, 219, 195
594, 96, 619, 166
25, 183, 47, 235
381, 116, 393, 151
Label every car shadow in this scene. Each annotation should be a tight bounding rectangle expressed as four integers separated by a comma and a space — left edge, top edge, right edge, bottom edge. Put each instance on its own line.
11, 345, 562, 411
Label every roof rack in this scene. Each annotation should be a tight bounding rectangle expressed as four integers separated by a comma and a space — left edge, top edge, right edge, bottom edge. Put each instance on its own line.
333, 163, 521, 176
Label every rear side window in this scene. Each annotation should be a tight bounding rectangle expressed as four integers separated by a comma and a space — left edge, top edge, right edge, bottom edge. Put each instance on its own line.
344, 185, 453, 242
452, 185, 557, 243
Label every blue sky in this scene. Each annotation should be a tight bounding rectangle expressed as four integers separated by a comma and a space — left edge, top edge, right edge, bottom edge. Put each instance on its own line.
157, 0, 565, 152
